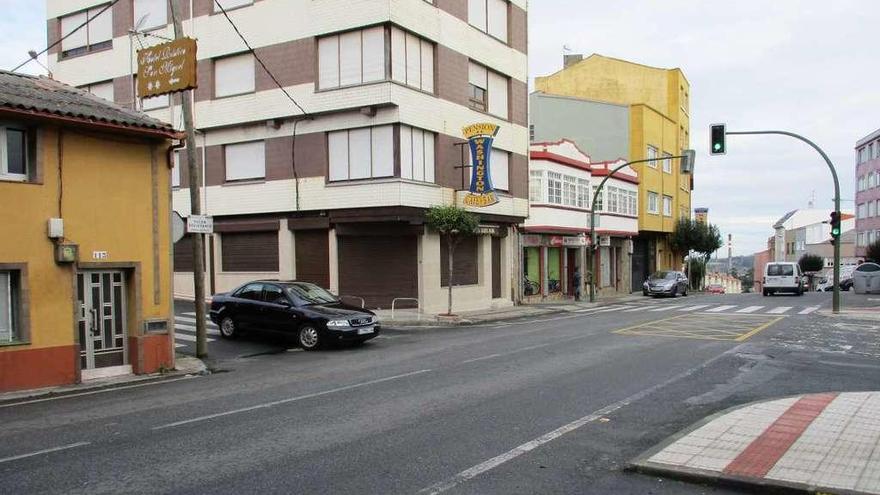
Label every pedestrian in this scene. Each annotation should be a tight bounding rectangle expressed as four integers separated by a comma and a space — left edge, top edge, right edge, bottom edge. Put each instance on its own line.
573, 268, 582, 301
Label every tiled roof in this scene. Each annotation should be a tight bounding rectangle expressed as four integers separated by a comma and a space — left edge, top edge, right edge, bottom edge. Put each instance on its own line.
0, 70, 179, 137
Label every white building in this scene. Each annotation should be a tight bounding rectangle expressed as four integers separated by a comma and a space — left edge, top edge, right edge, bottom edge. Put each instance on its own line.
524, 140, 638, 299
47, 0, 529, 313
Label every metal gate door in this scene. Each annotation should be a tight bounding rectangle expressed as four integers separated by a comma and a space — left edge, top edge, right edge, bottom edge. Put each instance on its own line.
76, 271, 127, 370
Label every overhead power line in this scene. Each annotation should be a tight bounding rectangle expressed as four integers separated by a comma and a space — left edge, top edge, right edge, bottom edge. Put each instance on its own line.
10, 0, 120, 73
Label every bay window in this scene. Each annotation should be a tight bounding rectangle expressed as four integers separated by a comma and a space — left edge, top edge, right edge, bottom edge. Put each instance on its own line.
529, 170, 543, 202
329, 125, 394, 181
547, 172, 562, 205
391, 27, 434, 93
400, 125, 436, 183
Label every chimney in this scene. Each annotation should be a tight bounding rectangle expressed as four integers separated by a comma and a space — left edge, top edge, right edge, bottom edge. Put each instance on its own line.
563, 54, 583, 69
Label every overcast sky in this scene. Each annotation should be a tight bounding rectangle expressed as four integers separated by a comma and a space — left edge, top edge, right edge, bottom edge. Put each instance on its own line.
3, 1, 878, 255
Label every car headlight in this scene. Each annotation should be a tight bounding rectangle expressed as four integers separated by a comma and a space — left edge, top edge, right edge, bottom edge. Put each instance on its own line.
326, 320, 351, 328
643, 281, 649, 288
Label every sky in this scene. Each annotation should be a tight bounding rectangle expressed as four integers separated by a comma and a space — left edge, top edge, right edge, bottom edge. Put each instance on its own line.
2, 1, 878, 255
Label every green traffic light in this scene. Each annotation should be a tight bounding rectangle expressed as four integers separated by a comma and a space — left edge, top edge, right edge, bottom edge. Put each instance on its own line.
713, 143, 722, 151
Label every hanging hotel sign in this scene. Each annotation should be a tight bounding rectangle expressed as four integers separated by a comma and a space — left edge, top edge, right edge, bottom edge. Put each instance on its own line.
462, 123, 500, 207
136, 37, 198, 99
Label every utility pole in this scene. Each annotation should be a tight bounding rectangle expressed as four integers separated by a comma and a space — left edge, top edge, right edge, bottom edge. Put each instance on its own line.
727, 234, 733, 274
170, 0, 208, 357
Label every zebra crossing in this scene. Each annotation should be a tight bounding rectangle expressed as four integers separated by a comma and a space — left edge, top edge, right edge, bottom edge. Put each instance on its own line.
576, 302, 822, 317
173, 312, 219, 348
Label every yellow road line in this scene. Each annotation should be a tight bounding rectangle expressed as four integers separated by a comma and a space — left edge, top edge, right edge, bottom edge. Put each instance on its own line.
735, 315, 786, 341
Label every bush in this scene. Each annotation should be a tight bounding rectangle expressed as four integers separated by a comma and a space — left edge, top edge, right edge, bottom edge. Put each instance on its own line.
798, 253, 824, 273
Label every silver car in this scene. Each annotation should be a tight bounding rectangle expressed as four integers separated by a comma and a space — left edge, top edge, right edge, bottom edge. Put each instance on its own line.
643, 271, 689, 297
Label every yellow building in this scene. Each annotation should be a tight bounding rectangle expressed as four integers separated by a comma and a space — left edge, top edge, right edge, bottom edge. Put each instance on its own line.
535, 54, 692, 281
0, 70, 180, 392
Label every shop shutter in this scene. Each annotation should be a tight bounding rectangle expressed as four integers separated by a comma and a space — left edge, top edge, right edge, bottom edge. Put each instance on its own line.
174, 235, 194, 272
492, 237, 502, 298
295, 230, 330, 288
221, 231, 279, 272
440, 235, 479, 287
338, 235, 418, 309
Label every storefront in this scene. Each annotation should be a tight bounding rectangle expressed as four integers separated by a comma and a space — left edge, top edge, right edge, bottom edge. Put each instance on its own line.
522, 233, 587, 300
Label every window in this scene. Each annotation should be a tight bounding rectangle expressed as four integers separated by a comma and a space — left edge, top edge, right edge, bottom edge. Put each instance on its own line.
592, 186, 604, 211
142, 93, 169, 110
492, 149, 510, 191
61, 5, 112, 58
529, 124, 535, 142
870, 172, 877, 188
577, 178, 590, 208
81, 81, 114, 102
172, 150, 181, 188
629, 190, 638, 216
468, 0, 508, 42
562, 175, 576, 206
468, 62, 508, 118
319, 27, 386, 90
391, 27, 434, 93
215, 53, 255, 98
647, 145, 658, 168
224, 141, 265, 181
400, 125, 435, 183
858, 203, 867, 219
607, 186, 620, 213
214, 0, 253, 11
0, 270, 22, 344
663, 195, 673, 216
870, 201, 877, 218
858, 232, 865, 247
328, 125, 394, 181
133, 0, 167, 30
547, 172, 562, 205
662, 152, 673, 173
1, 125, 28, 181
529, 170, 543, 202
647, 191, 659, 214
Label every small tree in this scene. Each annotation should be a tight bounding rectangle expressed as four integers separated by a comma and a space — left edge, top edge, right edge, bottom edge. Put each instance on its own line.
867, 240, 880, 263
799, 253, 825, 290
425, 205, 479, 316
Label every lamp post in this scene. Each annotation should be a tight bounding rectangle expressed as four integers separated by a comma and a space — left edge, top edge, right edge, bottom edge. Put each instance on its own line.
588, 152, 695, 302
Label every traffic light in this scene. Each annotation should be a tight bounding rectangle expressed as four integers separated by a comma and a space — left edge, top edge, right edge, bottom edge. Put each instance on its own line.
830, 211, 841, 237
710, 124, 726, 155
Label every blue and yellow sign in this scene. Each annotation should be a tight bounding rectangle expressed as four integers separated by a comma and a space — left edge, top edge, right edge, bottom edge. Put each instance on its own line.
463, 123, 500, 207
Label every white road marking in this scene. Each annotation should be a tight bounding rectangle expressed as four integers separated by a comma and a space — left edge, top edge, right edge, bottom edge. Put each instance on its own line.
595, 305, 637, 313
152, 369, 433, 430
175, 316, 217, 327
174, 324, 220, 336
623, 306, 648, 313
0, 442, 91, 465
173, 333, 215, 343
678, 305, 710, 312
650, 305, 683, 312
417, 346, 744, 495
182, 312, 196, 317
460, 354, 502, 364
798, 306, 821, 315
736, 306, 764, 313
767, 306, 792, 314
706, 305, 737, 313
175, 343, 187, 348
0, 376, 196, 409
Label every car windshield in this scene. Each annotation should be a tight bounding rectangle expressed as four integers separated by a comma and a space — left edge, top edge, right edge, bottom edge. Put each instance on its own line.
767, 264, 794, 276
285, 282, 338, 305
651, 271, 677, 280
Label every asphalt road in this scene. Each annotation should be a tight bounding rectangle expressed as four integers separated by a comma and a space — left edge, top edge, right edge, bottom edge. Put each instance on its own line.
2, 291, 879, 494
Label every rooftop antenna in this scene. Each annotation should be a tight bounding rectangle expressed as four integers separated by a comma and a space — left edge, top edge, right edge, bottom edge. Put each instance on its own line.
27, 50, 52, 78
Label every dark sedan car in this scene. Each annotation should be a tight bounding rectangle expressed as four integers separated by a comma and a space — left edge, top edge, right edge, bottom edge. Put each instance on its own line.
643, 271, 689, 297
209, 280, 380, 350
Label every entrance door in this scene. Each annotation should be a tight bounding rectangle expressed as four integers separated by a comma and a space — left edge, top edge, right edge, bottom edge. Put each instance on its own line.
566, 249, 578, 295
76, 271, 127, 370
631, 239, 648, 292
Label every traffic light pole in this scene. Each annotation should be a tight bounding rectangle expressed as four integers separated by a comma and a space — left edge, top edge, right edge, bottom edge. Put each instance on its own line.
726, 130, 842, 314
589, 154, 692, 302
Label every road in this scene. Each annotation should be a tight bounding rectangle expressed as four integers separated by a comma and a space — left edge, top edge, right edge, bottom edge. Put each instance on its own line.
2, 291, 879, 494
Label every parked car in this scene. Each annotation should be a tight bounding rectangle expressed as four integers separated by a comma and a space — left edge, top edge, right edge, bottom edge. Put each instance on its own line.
707, 284, 725, 294
209, 280, 380, 350
853, 262, 880, 294
762, 262, 804, 296
816, 278, 833, 292
840, 277, 853, 291
643, 271, 689, 297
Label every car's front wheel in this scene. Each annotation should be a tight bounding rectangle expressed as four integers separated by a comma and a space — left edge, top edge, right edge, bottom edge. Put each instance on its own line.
219, 316, 238, 339
298, 324, 322, 351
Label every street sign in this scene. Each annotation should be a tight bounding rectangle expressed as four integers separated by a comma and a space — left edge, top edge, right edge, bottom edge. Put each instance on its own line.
186, 215, 213, 234
137, 37, 198, 99
172, 211, 186, 243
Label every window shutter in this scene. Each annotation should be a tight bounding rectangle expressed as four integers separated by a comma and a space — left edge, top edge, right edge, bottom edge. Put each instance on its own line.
468, 0, 487, 31
487, 0, 508, 41
142, 93, 168, 110
362, 26, 386, 83
391, 27, 406, 84
411, 128, 425, 181
0, 272, 9, 342
405, 32, 421, 89
371, 125, 394, 178
348, 128, 372, 180
424, 132, 435, 183
61, 11, 88, 50
492, 149, 509, 191
224, 141, 265, 181
469, 62, 487, 89
487, 71, 508, 119
134, 0, 167, 29
328, 130, 350, 181
420, 40, 434, 93
215, 53, 255, 97
400, 125, 413, 180
88, 81, 114, 102
172, 151, 181, 187
339, 31, 363, 86
318, 36, 340, 88
87, 6, 113, 44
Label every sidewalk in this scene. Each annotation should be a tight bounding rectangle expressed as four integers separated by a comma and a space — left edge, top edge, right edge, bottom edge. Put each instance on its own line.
631, 392, 880, 494
0, 355, 208, 406
375, 293, 647, 327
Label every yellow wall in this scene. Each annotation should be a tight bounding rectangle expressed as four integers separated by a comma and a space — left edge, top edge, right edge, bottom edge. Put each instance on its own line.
535, 54, 692, 270
0, 125, 172, 353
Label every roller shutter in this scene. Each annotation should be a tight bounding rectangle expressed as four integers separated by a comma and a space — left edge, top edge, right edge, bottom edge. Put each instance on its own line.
338, 235, 417, 309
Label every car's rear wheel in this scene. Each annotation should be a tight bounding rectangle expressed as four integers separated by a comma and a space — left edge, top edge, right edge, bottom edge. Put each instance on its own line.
762, 289, 769, 296
298, 324, 322, 351
219, 316, 238, 339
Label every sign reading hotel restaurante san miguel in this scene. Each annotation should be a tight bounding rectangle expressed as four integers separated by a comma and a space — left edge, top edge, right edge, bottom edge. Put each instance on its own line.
462, 123, 501, 207
136, 37, 198, 98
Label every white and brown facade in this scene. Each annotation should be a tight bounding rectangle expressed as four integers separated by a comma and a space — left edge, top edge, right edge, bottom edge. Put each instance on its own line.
47, 0, 529, 313
524, 140, 639, 300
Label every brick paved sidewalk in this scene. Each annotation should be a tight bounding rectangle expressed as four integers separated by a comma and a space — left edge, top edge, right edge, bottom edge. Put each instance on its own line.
631, 392, 880, 494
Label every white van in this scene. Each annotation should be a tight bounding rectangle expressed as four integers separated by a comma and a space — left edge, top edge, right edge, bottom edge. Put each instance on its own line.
763, 262, 804, 296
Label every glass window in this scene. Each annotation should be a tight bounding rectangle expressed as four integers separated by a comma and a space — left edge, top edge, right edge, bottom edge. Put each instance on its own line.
547, 172, 562, 204
286, 282, 339, 305
647, 191, 659, 214
61, 4, 113, 58
492, 149, 510, 191
1, 126, 28, 180
468, 62, 508, 118
215, 53, 255, 97
0, 271, 21, 344
262, 285, 288, 305
328, 125, 395, 182
468, 0, 508, 42
468, 62, 488, 112
235, 283, 264, 301
224, 141, 265, 181
400, 125, 435, 183
662, 152, 673, 173
592, 185, 604, 211
134, 0, 167, 30
647, 145, 658, 167
172, 150, 181, 188
390, 27, 434, 93
767, 264, 794, 276
529, 170, 543, 202
663, 195, 673, 216
577, 178, 589, 208
82, 80, 114, 102
319, 27, 387, 90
